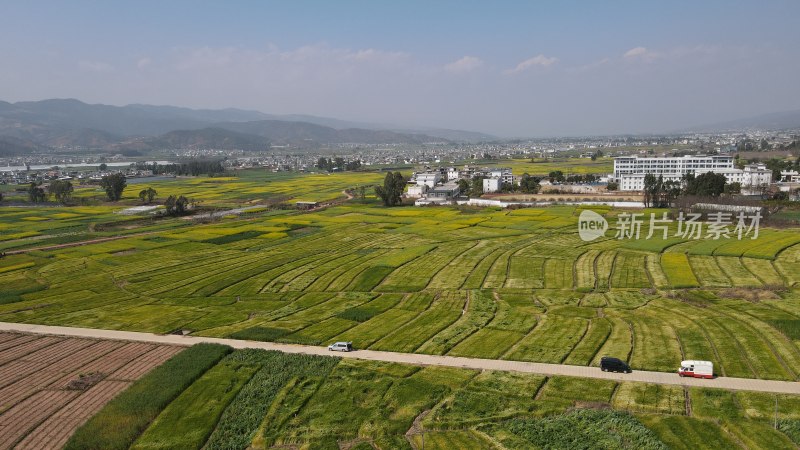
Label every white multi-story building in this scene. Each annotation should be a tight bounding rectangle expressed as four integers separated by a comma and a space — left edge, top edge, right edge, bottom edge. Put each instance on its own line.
613, 156, 772, 191
482, 178, 501, 193
780, 170, 800, 183
414, 172, 441, 188
723, 164, 772, 188
446, 167, 460, 181
488, 168, 514, 184
406, 184, 428, 198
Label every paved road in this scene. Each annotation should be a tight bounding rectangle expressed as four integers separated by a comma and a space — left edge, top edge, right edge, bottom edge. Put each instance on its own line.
1, 322, 798, 394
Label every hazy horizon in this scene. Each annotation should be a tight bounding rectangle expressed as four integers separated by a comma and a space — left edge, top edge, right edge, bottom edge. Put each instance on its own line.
2, 1, 799, 137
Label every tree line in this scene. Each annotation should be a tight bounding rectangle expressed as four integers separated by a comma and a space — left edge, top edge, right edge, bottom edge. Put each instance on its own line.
133, 160, 225, 176
316, 157, 362, 172
642, 172, 738, 207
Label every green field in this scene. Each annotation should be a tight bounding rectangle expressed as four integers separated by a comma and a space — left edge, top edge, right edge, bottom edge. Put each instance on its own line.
2, 170, 800, 381
3, 168, 800, 447
68, 348, 800, 449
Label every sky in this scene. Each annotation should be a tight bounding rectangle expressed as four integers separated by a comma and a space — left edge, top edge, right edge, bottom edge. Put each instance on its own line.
1, 1, 799, 137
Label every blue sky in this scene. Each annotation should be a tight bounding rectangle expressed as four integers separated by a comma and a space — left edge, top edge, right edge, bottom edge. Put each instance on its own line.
2, 1, 799, 136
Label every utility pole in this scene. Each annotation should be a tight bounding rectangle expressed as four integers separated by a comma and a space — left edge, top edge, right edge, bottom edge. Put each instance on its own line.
774, 394, 778, 430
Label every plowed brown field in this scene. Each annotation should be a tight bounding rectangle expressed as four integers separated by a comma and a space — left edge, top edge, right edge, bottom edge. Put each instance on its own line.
0, 332, 182, 450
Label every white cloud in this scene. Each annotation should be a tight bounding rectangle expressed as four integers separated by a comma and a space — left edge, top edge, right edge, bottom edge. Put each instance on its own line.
78, 60, 114, 72
623, 46, 659, 62
505, 54, 557, 74
623, 47, 647, 58
444, 56, 484, 73
137, 57, 152, 69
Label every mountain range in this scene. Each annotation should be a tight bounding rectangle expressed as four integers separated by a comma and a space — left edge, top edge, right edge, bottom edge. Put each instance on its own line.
0, 99, 497, 155
685, 109, 800, 133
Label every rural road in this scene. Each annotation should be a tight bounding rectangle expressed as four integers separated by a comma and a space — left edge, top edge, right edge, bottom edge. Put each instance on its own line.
1, 322, 798, 395
3, 232, 161, 255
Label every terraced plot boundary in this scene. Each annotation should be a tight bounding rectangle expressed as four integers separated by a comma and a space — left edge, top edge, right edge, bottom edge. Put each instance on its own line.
2, 322, 798, 395
0, 331, 182, 449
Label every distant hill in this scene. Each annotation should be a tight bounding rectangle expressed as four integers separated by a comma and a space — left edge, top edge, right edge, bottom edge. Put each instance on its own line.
0, 136, 49, 157
116, 127, 270, 152
688, 109, 800, 132
0, 98, 468, 151
249, 114, 498, 141
0, 99, 267, 139
393, 127, 497, 142
216, 119, 441, 145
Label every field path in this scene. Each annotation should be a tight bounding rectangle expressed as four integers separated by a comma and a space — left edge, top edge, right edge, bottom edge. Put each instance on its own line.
3, 231, 159, 255
1, 321, 798, 395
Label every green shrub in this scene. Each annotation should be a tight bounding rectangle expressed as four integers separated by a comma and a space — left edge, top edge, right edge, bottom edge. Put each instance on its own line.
336, 306, 381, 322
768, 319, 800, 340
229, 326, 290, 341
203, 230, 262, 245
501, 409, 668, 450
780, 419, 800, 444
0, 281, 47, 305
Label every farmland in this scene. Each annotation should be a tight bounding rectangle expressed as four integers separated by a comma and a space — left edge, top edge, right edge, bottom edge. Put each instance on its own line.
1, 173, 800, 381
52, 346, 800, 449
1, 168, 800, 447
0, 332, 185, 450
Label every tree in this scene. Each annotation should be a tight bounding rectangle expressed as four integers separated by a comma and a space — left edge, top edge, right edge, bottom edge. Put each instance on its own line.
724, 182, 741, 195
100, 173, 127, 201
49, 179, 73, 204
684, 172, 727, 197
643, 174, 658, 208
333, 157, 345, 171
28, 182, 47, 203
164, 195, 176, 215
374, 172, 406, 206
470, 175, 486, 197
164, 195, 190, 215
457, 179, 470, 196
99, 163, 107, 171
356, 185, 366, 200
345, 160, 362, 171
0, 191, 3, 202
519, 173, 540, 193
606, 181, 619, 191
734, 154, 745, 170
175, 195, 189, 214
548, 170, 565, 183
138, 187, 157, 204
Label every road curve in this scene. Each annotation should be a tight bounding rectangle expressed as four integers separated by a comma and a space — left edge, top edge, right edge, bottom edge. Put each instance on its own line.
1, 321, 798, 395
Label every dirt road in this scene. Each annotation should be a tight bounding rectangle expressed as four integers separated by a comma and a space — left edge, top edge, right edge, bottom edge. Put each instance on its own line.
3, 232, 160, 255
1, 322, 797, 394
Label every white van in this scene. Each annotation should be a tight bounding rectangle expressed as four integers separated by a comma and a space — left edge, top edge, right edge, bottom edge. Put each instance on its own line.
678, 360, 713, 379
328, 341, 353, 352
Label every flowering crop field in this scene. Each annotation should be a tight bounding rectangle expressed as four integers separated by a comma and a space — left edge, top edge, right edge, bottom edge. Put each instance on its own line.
1, 195, 798, 383
2, 169, 800, 448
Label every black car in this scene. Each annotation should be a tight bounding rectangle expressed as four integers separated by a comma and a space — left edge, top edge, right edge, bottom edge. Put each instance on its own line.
600, 356, 631, 373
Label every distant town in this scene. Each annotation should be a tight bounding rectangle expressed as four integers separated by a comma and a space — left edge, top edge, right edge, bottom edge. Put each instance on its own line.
5, 128, 797, 205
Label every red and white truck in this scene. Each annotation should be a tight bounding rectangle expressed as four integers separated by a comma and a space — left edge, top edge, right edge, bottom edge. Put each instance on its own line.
678, 360, 713, 379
